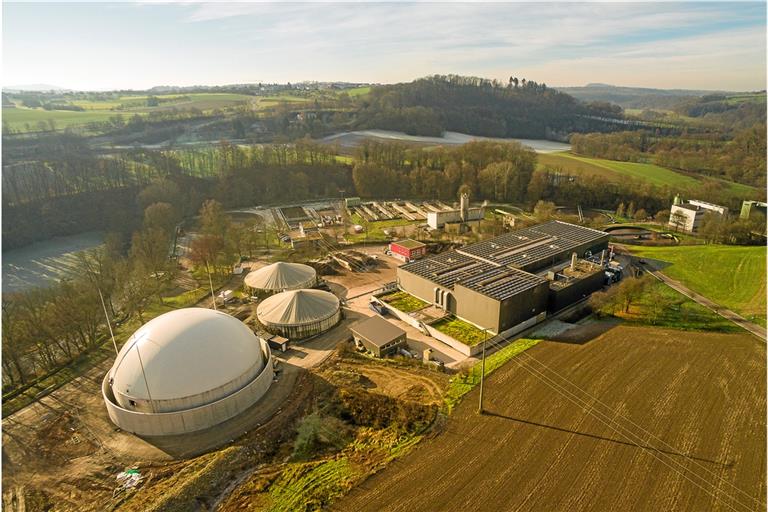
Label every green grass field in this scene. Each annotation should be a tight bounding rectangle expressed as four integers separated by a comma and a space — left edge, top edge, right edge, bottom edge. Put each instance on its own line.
3, 93, 256, 132
3, 106, 121, 131
618, 281, 743, 332
344, 86, 371, 97
540, 152, 700, 188
538, 152, 757, 197
628, 244, 767, 326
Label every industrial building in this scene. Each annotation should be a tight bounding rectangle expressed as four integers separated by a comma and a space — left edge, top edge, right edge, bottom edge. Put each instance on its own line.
427, 193, 484, 230
546, 256, 607, 312
389, 239, 427, 262
257, 289, 341, 339
669, 196, 728, 233
396, 221, 609, 335
740, 200, 767, 220
351, 315, 407, 357
102, 308, 274, 436
244, 262, 318, 294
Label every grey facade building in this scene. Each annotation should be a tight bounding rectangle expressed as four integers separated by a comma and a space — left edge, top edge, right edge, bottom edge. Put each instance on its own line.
397, 221, 610, 334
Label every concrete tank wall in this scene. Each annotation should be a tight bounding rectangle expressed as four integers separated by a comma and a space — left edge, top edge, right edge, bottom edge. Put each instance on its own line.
261, 309, 341, 340
113, 357, 265, 413
103, 339, 275, 436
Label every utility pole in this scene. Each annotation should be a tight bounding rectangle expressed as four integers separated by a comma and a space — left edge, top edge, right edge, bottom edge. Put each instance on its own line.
207, 260, 217, 311
98, 288, 119, 356
478, 328, 488, 414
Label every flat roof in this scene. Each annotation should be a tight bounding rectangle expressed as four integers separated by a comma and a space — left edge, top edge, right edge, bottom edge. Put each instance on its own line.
458, 221, 608, 269
350, 315, 406, 347
393, 239, 426, 250
399, 221, 609, 301
545, 260, 604, 290
458, 266, 547, 301
400, 251, 497, 289
673, 204, 701, 212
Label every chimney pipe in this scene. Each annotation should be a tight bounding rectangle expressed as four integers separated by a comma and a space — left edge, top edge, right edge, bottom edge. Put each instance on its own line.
570, 252, 577, 271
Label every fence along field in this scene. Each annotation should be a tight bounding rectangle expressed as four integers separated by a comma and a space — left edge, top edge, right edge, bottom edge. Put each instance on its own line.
336, 325, 766, 512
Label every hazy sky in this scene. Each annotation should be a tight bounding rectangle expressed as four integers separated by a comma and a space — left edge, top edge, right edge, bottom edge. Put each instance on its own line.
3, 2, 766, 91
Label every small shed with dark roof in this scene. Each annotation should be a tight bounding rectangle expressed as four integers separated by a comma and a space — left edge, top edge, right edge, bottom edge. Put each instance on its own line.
350, 315, 407, 357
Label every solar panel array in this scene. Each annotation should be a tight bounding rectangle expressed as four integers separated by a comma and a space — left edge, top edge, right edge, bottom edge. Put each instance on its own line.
399, 221, 609, 301
399, 251, 497, 289
458, 221, 608, 269
458, 266, 547, 301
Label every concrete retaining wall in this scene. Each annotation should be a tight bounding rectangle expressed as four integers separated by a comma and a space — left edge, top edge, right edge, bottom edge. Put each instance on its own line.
102, 339, 275, 436
371, 296, 423, 330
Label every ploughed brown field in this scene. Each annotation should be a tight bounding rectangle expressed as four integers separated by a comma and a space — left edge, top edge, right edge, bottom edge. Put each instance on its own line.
335, 325, 766, 512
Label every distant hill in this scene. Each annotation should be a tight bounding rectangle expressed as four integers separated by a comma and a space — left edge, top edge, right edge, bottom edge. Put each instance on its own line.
554, 83, 753, 110
556, 84, 720, 109
4, 84, 69, 93
356, 75, 624, 140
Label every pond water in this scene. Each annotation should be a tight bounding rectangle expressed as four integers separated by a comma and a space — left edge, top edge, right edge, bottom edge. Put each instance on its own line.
322, 130, 571, 153
2, 231, 104, 294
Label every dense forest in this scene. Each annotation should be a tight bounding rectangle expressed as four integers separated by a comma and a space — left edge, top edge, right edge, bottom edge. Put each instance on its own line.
354, 75, 624, 139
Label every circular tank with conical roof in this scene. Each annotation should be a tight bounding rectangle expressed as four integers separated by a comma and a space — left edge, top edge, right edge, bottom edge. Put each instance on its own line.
101, 308, 274, 436
244, 262, 317, 293
256, 289, 341, 339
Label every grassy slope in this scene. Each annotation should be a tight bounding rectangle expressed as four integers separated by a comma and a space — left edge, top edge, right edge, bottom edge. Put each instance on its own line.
538, 152, 757, 196
628, 245, 767, 326
2, 106, 120, 130
618, 281, 743, 332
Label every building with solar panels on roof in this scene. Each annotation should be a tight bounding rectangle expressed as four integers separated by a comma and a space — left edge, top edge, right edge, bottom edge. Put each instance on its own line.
396, 221, 609, 335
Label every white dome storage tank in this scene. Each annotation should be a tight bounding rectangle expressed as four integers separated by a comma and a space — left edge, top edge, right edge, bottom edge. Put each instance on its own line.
256, 289, 341, 340
244, 262, 317, 293
102, 308, 274, 436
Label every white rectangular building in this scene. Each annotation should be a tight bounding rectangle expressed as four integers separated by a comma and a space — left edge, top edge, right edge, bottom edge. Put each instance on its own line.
669, 198, 728, 233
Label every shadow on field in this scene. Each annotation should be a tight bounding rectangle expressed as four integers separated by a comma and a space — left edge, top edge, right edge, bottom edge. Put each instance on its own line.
483, 411, 731, 467
545, 319, 621, 345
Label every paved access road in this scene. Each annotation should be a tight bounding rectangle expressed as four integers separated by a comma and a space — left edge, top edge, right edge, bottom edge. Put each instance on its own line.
634, 257, 767, 341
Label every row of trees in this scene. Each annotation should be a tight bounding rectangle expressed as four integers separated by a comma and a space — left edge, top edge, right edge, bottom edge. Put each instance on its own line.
2, 192, 186, 389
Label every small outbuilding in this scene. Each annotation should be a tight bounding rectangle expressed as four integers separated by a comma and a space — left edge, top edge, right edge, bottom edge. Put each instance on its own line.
350, 315, 407, 357
389, 239, 427, 262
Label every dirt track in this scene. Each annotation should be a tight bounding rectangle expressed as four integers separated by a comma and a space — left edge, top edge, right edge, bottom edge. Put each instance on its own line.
336, 326, 766, 512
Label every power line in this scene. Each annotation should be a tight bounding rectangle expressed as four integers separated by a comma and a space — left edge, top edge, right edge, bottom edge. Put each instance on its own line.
504, 352, 757, 512
516, 348, 764, 508
477, 329, 759, 512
